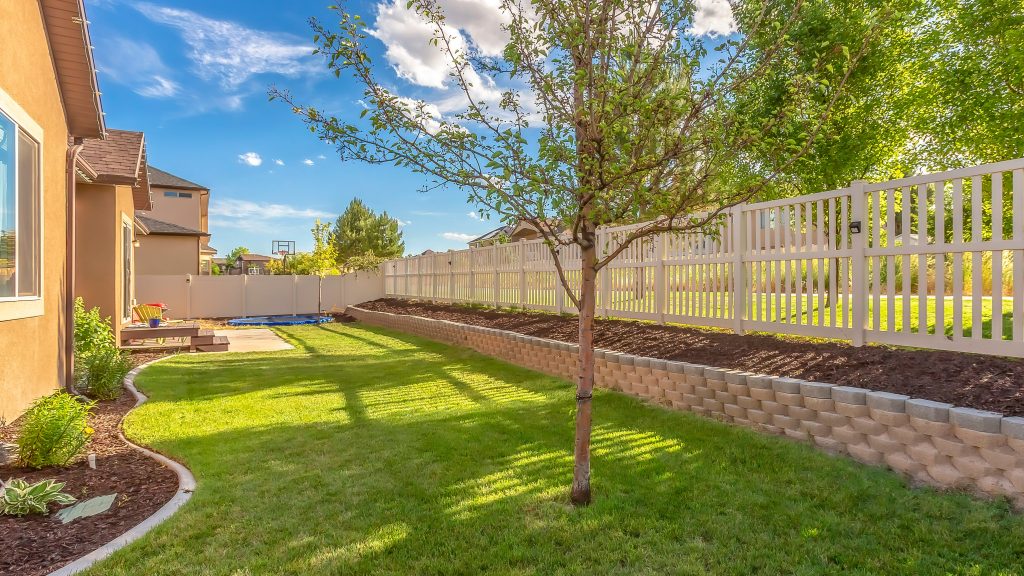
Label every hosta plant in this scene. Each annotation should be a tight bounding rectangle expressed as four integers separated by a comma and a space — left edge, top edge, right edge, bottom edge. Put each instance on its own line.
1, 478, 76, 516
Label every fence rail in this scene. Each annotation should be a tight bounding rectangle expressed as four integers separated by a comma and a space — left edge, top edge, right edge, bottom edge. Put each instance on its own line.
383, 158, 1024, 358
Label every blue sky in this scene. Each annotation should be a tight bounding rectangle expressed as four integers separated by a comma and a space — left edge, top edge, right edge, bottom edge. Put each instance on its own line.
84, 0, 735, 256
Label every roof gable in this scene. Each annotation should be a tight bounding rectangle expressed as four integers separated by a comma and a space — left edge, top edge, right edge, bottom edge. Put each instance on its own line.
79, 129, 152, 210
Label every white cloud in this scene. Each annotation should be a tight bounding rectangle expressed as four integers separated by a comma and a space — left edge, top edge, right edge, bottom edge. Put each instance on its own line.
135, 2, 320, 90
274, 159, 285, 166
396, 219, 412, 227
317, 154, 327, 160
440, 232, 476, 242
303, 159, 315, 166
210, 199, 332, 220
467, 211, 480, 220
237, 152, 263, 167
689, 0, 737, 36
95, 36, 181, 98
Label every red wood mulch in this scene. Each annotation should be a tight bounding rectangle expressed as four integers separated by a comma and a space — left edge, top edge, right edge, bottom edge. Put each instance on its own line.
0, 352, 179, 576
356, 298, 1024, 417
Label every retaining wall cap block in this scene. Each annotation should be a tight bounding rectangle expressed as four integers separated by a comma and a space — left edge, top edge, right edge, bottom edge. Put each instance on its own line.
800, 381, 834, 399
605, 352, 622, 363
634, 357, 651, 369
866, 391, 910, 413
832, 386, 869, 405
746, 375, 774, 389
618, 355, 636, 367
906, 399, 953, 423
683, 363, 706, 376
1002, 417, 1024, 440
704, 367, 727, 380
724, 371, 748, 386
650, 359, 667, 371
595, 349, 607, 359
666, 361, 687, 374
949, 407, 1003, 434
771, 377, 803, 394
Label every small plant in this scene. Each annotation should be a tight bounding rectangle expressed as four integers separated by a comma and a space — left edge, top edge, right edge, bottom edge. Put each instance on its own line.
1, 478, 76, 516
16, 392, 94, 469
78, 347, 132, 400
73, 297, 127, 400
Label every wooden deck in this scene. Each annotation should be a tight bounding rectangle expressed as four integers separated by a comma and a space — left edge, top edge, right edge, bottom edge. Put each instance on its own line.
121, 323, 229, 352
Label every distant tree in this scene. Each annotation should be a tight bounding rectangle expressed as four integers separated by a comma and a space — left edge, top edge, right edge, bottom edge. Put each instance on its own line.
211, 263, 222, 276
308, 219, 339, 315
224, 246, 250, 273
332, 198, 405, 269
275, 0, 873, 505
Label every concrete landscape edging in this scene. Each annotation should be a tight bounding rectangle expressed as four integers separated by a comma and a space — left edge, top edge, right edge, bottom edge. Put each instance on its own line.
47, 356, 197, 576
347, 306, 1024, 507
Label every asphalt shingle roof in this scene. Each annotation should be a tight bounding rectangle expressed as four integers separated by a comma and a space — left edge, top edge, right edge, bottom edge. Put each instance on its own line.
79, 129, 152, 210
136, 214, 209, 237
148, 166, 207, 190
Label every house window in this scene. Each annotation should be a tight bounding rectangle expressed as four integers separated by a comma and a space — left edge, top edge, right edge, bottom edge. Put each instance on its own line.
162, 191, 193, 198
0, 108, 41, 302
248, 265, 262, 275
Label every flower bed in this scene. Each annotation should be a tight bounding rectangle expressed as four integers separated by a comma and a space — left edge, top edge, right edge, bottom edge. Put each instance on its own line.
348, 302, 1024, 506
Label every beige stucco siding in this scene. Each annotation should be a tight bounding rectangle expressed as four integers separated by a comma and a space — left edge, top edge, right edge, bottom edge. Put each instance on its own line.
75, 183, 135, 342
139, 187, 201, 230
136, 235, 200, 275
0, 1, 72, 421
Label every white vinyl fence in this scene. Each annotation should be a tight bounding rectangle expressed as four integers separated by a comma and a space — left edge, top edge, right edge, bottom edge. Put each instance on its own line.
383, 158, 1024, 358
136, 272, 383, 319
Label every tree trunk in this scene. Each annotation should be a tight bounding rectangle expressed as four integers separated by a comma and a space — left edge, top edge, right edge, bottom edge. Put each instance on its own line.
571, 242, 598, 506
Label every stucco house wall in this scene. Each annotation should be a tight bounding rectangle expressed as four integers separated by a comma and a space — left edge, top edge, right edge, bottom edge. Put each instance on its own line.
135, 234, 200, 275
0, 2, 72, 421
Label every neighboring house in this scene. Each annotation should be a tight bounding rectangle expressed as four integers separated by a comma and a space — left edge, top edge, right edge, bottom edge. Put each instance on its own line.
75, 129, 151, 343
468, 220, 562, 248
134, 214, 209, 275
231, 253, 273, 275
1, 0, 106, 421
135, 166, 217, 274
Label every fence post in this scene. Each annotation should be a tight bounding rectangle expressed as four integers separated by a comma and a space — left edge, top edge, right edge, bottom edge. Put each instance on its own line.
655, 234, 666, 324
519, 244, 527, 309
185, 274, 192, 319
555, 248, 564, 314
492, 245, 500, 308
292, 275, 298, 315
732, 206, 746, 335
241, 274, 247, 318
850, 180, 868, 346
468, 248, 475, 302
447, 250, 455, 303
600, 231, 611, 317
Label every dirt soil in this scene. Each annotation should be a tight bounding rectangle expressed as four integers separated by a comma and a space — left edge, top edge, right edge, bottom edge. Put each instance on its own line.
357, 298, 1024, 417
0, 356, 179, 576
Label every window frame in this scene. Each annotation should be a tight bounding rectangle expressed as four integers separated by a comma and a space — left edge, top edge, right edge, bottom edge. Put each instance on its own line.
0, 87, 44, 321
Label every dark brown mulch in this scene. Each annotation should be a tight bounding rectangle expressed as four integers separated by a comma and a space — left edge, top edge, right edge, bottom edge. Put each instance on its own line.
357, 298, 1024, 417
0, 390, 179, 576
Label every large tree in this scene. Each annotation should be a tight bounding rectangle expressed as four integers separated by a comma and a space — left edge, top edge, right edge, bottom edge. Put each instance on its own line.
273, 0, 875, 505
333, 198, 405, 269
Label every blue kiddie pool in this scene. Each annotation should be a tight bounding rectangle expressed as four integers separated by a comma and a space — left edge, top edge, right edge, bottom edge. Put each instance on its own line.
227, 314, 332, 326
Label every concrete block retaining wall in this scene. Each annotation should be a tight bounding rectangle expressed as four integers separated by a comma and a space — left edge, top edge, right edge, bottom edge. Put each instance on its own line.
348, 306, 1024, 506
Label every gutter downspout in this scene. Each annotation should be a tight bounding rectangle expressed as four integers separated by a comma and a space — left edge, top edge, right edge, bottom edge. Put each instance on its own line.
65, 138, 84, 395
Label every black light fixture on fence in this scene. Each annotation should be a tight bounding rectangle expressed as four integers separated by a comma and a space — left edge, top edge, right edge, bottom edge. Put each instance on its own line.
849, 220, 862, 234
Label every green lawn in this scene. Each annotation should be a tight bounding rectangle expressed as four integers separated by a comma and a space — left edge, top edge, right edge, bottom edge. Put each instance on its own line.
92, 323, 1024, 575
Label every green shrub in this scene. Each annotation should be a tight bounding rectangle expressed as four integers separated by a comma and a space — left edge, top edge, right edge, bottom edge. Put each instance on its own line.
16, 392, 94, 469
78, 347, 132, 400
73, 297, 127, 400
0, 478, 76, 516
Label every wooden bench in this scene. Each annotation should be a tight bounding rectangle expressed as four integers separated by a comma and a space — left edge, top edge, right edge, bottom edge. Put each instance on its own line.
121, 323, 229, 352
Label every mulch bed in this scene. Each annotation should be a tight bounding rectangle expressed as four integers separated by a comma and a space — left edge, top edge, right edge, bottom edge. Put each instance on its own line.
0, 352, 180, 576
357, 298, 1024, 417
